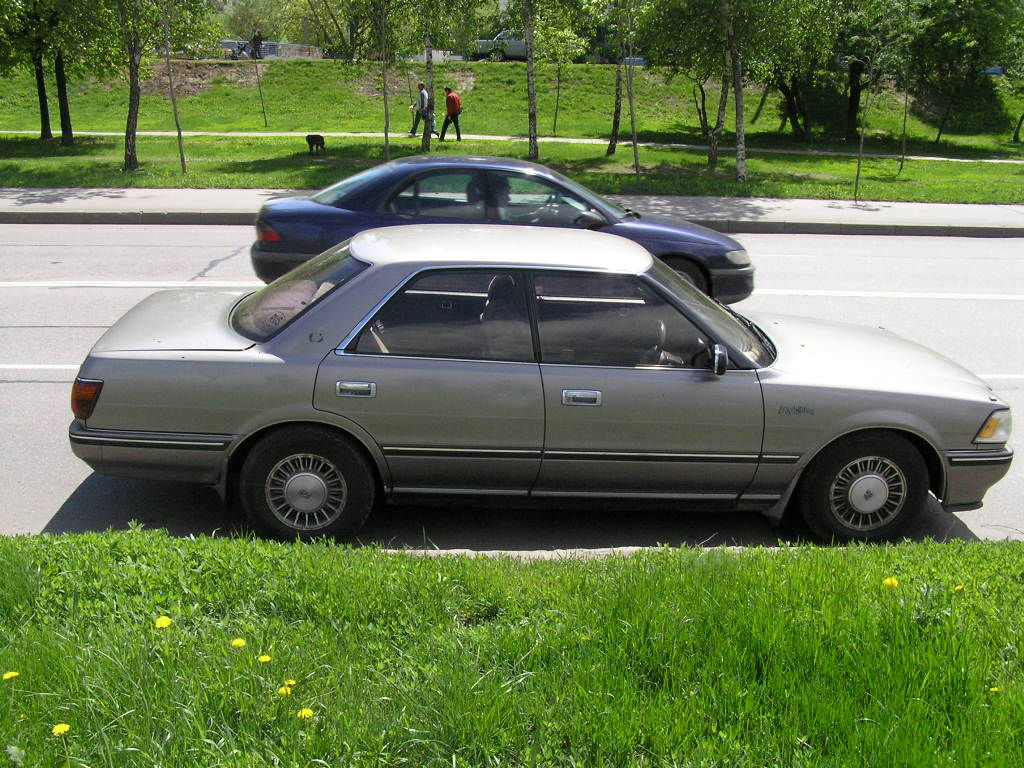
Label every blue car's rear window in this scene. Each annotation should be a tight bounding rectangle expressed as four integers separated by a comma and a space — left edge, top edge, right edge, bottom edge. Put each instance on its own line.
310, 165, 395, 206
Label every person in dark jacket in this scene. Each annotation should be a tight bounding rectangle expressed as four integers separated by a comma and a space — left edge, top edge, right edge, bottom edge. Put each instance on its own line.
439, 87, 462, 141
251, 27, 263, 59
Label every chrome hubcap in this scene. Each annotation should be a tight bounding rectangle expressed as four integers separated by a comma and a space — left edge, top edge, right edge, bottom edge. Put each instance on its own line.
829, 456, 906, 531
266, 453, 347, 531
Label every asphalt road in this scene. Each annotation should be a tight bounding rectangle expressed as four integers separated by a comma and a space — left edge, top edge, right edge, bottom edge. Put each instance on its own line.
1, 224, 1021, 546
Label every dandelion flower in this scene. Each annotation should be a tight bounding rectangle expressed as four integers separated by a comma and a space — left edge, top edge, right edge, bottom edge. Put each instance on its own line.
51, 723, 71, 736
257, 654, 272, 663
297, 707, 314, 719
154, 615, 173, 629
954, 584, 965, 593
230, 638, 246, 648
278, 685, 292, 696
882, 577, 899, 589
284, 679, 297, 686
990, 686, 1003, 693
2, 671, 18, 681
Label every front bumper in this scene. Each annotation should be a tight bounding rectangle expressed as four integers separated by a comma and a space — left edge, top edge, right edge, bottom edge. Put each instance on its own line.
943, 448, 1013, 511
709, 264, 755, 304
69, 421, 232, 485
250, 244, 317, 283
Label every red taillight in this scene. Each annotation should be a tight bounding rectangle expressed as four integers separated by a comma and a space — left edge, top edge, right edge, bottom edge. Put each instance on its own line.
256, 221, 282, 242
71, 378, 103, 420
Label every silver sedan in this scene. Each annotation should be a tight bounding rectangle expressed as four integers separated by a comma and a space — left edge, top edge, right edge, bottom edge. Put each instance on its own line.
69, 225, 1013, 541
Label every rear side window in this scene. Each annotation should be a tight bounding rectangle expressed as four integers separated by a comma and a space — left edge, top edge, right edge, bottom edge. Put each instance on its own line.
386, 171, 487, 220
311, 165, 394, 206
353, 269, 533, 362
232, 246, 367, 341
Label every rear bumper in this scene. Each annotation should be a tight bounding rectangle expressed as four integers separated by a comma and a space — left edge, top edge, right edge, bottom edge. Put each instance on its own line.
709, 264, 755, 304
250, 244, 317, 283
943, 448, 1013, 510
69, 421, 232, 485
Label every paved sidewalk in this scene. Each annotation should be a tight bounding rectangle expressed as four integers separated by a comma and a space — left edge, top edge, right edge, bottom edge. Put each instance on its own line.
1, 186, 1023, 236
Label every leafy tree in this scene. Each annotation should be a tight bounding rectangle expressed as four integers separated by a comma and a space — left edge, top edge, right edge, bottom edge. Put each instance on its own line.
104, 0, 214, 170
535, 8, 586, 134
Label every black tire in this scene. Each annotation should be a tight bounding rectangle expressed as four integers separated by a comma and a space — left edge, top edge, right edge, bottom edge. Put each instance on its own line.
797, 433, 928, 543
240, 426, 376, 540
662, 257, 708, 295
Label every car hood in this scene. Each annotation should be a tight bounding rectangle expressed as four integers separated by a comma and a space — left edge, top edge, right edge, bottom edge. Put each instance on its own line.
90, 289, 255, 353
750, 312, 994, 399
611, 212, 742, 249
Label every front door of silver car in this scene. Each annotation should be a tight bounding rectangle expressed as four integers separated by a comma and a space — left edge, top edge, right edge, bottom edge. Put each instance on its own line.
313, 269, 544, 494
528, 271, 764, 499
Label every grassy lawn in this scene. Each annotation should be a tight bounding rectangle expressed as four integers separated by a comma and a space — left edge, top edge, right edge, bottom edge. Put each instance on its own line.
1, 530, 1022, 766
2, 132, 1022, 204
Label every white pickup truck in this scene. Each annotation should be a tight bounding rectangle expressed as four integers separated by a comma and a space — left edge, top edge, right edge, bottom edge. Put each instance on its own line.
474, 30, 527, 60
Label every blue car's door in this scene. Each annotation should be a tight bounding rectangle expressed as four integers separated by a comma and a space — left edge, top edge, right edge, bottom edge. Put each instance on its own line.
318, 169, 489, 251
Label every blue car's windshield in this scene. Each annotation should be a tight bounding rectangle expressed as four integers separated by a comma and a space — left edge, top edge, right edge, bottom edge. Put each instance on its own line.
311, 165, 395, 206
546, 168, 629, 219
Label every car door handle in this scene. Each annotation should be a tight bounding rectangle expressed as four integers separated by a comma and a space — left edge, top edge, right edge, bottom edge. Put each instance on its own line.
562, 389, 602, 406
336, 381, 376, 398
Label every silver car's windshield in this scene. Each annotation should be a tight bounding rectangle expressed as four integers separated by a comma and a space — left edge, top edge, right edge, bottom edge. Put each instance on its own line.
311, 165, 393, 206
650, 260, 774, 365
232, 245, 367, 341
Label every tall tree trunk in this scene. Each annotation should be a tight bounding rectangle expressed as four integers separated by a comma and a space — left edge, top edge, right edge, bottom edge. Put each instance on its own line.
775, 76, 806, 140
898, 83, 910, 174
731, 50, 746, 182
162, 3, 186, 173
552, 62, 562, 134
625, 47, 639, 181
607, 60, 623, 155
54, 50, 73, 146
124, 44, 142, 170
933, 84, 959, 145
845, 59, 865, 142
791, 77, 810, 138
693, 80, 709, 137
1013, 111, 1024, 143
379, 0, 390, 160
524, 0, 538, 160
32, 48, 52, 140
708, 66, 729, 168
420, 32, 434, 152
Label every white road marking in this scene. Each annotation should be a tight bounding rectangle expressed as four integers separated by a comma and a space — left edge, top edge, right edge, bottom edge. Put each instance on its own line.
755, 289, 1024, 301
0, 281, 261, 288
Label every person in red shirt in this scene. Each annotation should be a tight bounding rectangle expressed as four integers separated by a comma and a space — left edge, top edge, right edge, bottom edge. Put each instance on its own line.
439, 87, 462, 141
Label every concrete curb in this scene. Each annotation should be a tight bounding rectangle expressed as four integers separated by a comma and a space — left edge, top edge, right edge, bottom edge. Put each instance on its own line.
1, 208, 1021, 237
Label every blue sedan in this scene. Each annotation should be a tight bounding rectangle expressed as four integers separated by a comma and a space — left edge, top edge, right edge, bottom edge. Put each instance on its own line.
251, 155, 754, 302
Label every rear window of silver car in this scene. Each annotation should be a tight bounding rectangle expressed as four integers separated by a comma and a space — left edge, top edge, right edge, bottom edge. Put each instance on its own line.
232, 246, 367, 341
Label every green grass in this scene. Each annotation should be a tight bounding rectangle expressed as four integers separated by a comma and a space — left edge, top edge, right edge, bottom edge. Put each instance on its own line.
1, 530, 1023, 766
2, 132, 1022, 203
1, 59, 1022, 159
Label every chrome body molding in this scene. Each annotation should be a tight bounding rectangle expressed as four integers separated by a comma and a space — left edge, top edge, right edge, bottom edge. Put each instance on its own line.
69, 425, 234, 451
946, 449, 1013, 466
382, 446, 799, 465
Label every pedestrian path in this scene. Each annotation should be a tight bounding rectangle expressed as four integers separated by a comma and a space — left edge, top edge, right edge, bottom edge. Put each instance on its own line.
4, 129, 1022, 165
1, 186, 1022, 237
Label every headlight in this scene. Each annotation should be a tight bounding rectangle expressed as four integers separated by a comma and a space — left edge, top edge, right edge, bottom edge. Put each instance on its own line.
974, 409, 1012, 444
724, 249, 750, 266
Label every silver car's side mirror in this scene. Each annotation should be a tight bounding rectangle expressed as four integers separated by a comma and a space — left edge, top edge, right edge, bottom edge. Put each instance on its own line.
712, 344, 728, 376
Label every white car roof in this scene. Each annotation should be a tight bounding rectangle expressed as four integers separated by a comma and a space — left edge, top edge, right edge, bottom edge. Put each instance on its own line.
349, 224, 654, 274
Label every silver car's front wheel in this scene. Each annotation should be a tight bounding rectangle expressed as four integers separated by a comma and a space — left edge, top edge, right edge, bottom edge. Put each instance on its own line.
798, 434, 927, 542
241, 427, 375, 540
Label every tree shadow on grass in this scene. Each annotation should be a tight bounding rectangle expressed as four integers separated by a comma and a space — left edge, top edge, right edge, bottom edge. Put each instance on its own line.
46, 473, 978, 549
0, 135, 114, 159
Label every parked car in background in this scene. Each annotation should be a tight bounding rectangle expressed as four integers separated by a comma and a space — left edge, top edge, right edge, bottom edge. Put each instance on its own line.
74, 226, 1011, 542
252, 155, 755, 303
474, 30, 526, 60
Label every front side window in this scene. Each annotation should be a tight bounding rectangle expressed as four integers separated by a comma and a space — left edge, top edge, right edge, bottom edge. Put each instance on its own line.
353, 270, 533, 362
533, 272, 710, 368
386, 171, 487, 220
232, 245, 367, 341
486, 171, 604, 227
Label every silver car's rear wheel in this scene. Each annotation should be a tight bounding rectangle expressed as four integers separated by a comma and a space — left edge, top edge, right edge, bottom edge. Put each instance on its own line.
241, 427, 375, 540
265, 453, 348, 531
798, 434, 927, 542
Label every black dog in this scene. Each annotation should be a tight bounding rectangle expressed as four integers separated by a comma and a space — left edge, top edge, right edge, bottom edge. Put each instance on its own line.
306, 134, 325, 154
